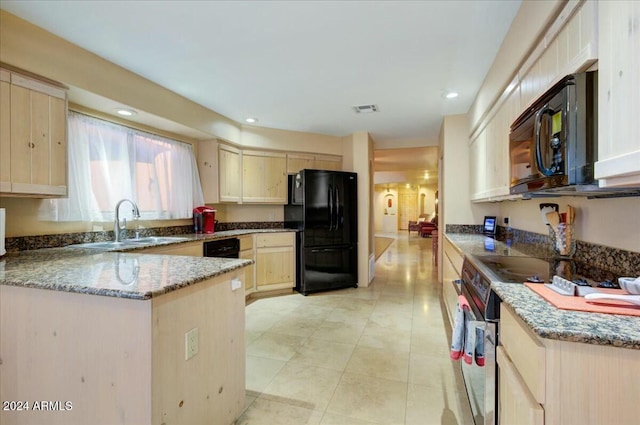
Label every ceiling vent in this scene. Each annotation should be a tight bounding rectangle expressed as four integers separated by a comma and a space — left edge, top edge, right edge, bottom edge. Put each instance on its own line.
353, 104, 379, 114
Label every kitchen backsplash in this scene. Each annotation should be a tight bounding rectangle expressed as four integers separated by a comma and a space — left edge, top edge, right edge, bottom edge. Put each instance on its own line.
4, 221, 284, 253
446, 224, 640, 277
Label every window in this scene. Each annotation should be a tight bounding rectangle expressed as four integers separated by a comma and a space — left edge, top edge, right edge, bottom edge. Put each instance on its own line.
41, 111, 204, 222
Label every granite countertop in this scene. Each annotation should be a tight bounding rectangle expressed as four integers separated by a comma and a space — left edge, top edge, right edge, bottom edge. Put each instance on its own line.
0, 228, 295, 300
445, 233, 640, 350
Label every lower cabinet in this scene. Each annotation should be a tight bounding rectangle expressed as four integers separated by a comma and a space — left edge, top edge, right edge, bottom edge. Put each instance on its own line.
442, 237, 463, 327
498, 304, 639, 425
255, 233, 295, 292
240, 235, 256, 295
497, 347, 544, 425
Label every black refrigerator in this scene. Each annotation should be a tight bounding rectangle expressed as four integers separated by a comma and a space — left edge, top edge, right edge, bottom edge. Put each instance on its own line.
284, 170, 358, 295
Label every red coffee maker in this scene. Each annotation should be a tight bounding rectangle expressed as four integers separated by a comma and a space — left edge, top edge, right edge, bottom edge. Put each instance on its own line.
193, 206, 216, 234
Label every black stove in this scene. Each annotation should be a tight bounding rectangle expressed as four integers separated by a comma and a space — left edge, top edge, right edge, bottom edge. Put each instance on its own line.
461, 254, 620, 321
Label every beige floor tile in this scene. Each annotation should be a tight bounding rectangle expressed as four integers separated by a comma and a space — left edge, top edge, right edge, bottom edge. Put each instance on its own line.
358, 322, 412, 353
245, 309, 290, 333
247, 332, 308, 361
246, 355, 287, 393
326, 373, 407, 424
405, 383, 474, 425
243, 233, 473, 425
261, 362, 343, 411
245, 330, 264, 346
319, 412, 382, 425
289, 337, 356, 371
236, 398, 324, 425
267, 314, 325, 337
311, 318, 367, 344
345, 345, 410, 382
368, 310, 413, 331
408, 352, 459, 387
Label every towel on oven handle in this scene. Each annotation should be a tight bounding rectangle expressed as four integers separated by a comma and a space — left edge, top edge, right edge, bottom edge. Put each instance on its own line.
450, 295, 485, 367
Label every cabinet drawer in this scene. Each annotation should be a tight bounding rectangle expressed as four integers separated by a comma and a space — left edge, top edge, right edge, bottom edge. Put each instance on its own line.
443, 238, 463, 274
256, 232, 294, 248
239, 235, 254, 251
500, 304, 546, 404
497, 346, 544, 425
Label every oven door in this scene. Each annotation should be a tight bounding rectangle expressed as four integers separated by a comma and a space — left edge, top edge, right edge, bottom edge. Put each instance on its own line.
459, 287, 497, 425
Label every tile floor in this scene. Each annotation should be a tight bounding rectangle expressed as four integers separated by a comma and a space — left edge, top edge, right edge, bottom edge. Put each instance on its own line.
238, 233, 474, 425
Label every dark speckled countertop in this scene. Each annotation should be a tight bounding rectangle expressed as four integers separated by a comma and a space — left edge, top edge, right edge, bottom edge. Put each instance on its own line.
445, 233, 640, 350
0, 229, 294, 300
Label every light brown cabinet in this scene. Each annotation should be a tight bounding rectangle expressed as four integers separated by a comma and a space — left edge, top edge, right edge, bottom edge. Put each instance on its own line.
255, 232, 295, 292
595, 0, 640, 187
1, 67, 67, 197
240, 235, 256, 295
197, 140, 219, 203
442, 237, 463, 328
218, 144, 241, 202
286, 153, 342, 174
242, 150, 287, 203
498, 303, 639, 425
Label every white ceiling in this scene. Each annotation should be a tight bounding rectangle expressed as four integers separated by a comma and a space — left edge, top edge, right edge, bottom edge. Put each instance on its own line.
1, 0, 521, 147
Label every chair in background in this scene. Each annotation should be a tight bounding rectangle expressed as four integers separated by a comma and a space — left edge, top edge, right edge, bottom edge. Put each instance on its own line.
408, 214, 429, 235
419, 215, 438, 238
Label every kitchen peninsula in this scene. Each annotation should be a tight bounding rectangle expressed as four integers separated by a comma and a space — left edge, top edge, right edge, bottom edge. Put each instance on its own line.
0, 243, 251, 425
444, 233, 640, 425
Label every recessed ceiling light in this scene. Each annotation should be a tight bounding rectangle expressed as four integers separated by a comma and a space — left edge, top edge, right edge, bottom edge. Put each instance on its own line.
245, 117, 258, 123
115, 108, 136, 117
443, 91, 459, 99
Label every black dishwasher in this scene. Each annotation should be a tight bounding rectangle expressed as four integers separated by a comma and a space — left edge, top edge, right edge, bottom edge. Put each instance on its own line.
203, 238, 240, 258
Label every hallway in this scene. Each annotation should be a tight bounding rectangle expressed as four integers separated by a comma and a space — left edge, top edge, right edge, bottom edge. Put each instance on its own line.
238, 233, 473, 425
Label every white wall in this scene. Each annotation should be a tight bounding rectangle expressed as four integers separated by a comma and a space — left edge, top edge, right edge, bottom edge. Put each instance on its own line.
439, 114, 498, 229
343, 132, 374, 286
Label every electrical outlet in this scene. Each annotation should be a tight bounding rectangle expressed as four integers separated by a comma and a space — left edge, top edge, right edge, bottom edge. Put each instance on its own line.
504, 217, 510, 226
185, 328, 199, 360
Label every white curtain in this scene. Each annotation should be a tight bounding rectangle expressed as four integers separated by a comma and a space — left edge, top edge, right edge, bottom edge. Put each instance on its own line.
41, 112, 204, 222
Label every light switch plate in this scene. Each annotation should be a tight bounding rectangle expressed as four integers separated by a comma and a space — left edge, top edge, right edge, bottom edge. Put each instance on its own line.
185, 328, 199, 360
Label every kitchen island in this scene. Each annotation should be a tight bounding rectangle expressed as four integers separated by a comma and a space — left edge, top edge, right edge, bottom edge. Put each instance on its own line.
445, 233, 640, 425
0, 246, 252, 425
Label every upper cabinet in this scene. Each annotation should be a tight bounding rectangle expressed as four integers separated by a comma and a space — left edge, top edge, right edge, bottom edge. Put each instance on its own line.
595, 1, 640, 187
218, 143, 242, 202
286, 153, 342, 174
468, 1, 597, 202
1, 66, 68, 197
198, 141, 342, 204
197, 140, 219, 204
242, 150, 287, 203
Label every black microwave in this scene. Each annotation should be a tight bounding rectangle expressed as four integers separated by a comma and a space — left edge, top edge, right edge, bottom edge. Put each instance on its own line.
509, 72, 599, 196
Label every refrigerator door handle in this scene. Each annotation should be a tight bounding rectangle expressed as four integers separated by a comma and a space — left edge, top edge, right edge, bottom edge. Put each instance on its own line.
328, 184, 334, 231
334, 186, 340, 230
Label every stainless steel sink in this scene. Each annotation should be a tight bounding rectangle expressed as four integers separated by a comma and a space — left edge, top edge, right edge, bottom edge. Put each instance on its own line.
69, 236, 190, 250
122, 236, 190, 244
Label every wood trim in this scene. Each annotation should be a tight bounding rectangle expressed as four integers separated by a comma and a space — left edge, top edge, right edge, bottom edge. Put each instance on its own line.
9, 183, 67, 196
10, 73, 66, 99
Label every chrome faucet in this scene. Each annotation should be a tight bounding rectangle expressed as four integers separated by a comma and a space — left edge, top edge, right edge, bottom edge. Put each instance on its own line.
114, 199, 141, 242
